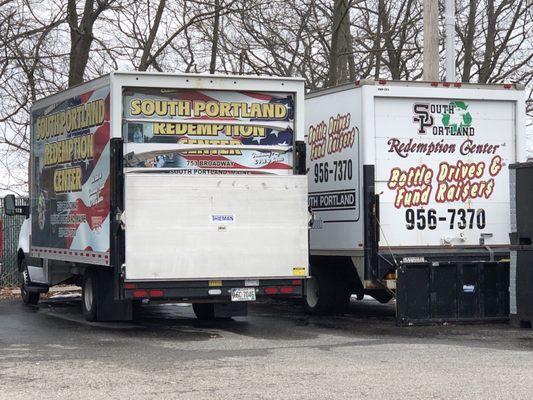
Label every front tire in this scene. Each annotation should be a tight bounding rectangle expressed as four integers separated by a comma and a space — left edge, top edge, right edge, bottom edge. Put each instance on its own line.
20, 259, 40, 305
82, 270, 97, 321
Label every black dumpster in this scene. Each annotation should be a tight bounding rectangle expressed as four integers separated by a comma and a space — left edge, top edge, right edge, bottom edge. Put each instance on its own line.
509, 162, 533, 328
396, 260, 509, 326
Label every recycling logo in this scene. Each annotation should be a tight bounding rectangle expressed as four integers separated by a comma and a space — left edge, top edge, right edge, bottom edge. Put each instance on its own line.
441, 101, 473, 134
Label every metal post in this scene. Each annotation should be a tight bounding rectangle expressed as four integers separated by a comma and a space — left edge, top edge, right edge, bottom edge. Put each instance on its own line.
423, 0, 439, 81
445, 0, 456, 82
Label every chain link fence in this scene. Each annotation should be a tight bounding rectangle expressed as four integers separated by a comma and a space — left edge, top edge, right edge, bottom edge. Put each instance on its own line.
0, 198, 28, 286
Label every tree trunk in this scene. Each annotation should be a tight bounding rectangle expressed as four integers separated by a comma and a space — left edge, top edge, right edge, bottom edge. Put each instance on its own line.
139, 0, 166, 71
68, 0, 94, 87
461, 0, 477, 82
67, 0, 112, 87
373, 0, 383, 79
209, 0, 221, 74
327, 0, 353, 86
478, 0, 495, 83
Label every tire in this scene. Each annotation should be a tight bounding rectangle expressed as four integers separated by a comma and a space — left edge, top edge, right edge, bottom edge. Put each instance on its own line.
192, 303, 215, 320
334, 288, 352, 312
82, 270, 97, 321
304, 266, 337, 315
20, 259, 40, 306
333, 274, 353, 312
132, 300, 142, 321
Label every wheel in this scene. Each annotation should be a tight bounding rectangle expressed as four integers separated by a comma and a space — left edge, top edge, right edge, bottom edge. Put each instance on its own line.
334, 287, 352, 312
304, 266, 336, 315
193, 303, 215, 320
82, 270, 97, 321
333, 274, 353, 312
20, 259, 40, 305
132, 300, 143, 321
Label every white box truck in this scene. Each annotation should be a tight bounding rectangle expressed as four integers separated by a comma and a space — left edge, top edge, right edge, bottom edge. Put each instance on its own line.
4, 72, 309, 321
304, 79, 526, 322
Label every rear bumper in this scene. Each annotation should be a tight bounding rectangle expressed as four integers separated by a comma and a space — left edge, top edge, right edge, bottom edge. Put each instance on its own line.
123, 278, 305, 301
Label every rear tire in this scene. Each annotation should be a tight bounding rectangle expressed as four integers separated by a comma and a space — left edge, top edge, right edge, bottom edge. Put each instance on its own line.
132, 300, 143, 321
20, 259, 40, 306
304, 266, 336, 315
193, 303, 215, 320
82, 270, 97, 321
334, 287, 352, 312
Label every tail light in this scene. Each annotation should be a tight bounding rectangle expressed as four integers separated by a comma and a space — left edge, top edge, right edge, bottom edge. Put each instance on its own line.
280, 286, 294, 294
149, 289, 164, 298
132, 289, 148, 298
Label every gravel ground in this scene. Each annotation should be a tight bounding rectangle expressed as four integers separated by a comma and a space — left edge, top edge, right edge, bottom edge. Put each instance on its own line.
1, 295, 532, 400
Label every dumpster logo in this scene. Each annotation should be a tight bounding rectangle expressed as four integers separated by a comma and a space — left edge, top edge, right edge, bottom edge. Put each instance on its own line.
413, 101, 474, 137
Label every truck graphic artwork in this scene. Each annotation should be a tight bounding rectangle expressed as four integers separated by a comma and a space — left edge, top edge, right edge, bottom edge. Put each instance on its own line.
307, 112, 360, 226
122, 87, 295, 175
31, 86, 111, 263
379, 97, 512, 243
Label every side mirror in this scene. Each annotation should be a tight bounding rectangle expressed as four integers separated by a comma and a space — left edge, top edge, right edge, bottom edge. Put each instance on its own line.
3, 195, 29, 217
4, 194, 16, 216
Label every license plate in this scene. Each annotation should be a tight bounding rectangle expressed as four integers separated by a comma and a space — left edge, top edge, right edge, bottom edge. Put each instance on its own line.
230, 287, 256, 302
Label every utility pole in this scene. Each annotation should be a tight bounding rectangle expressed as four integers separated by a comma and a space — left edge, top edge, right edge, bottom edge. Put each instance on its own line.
445, 0, 456, 82
423, 0, 439, 81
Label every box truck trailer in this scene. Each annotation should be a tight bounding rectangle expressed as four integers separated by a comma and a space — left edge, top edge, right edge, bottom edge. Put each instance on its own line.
305, 79, 526, 322
4, 72, 309, 322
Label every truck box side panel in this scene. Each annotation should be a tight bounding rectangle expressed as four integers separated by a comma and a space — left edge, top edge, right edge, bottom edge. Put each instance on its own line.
305, 88, 364, 251
30, 82, 111, 265
124, 174, 308, 280
374, 96, 515, 248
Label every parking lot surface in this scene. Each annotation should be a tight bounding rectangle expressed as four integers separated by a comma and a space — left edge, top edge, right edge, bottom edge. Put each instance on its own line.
1, 295, 532, 399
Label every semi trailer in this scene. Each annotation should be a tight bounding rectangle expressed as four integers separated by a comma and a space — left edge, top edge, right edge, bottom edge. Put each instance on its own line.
4, 72, 309, 322
305, 79, 526, 323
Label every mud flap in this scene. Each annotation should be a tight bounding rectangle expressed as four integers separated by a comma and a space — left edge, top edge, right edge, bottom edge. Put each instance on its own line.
95, 268, 132, 321
396, 260, 509, 326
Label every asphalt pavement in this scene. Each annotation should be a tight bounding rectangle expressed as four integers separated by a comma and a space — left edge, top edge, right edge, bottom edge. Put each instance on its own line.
1, 294, 532, 399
